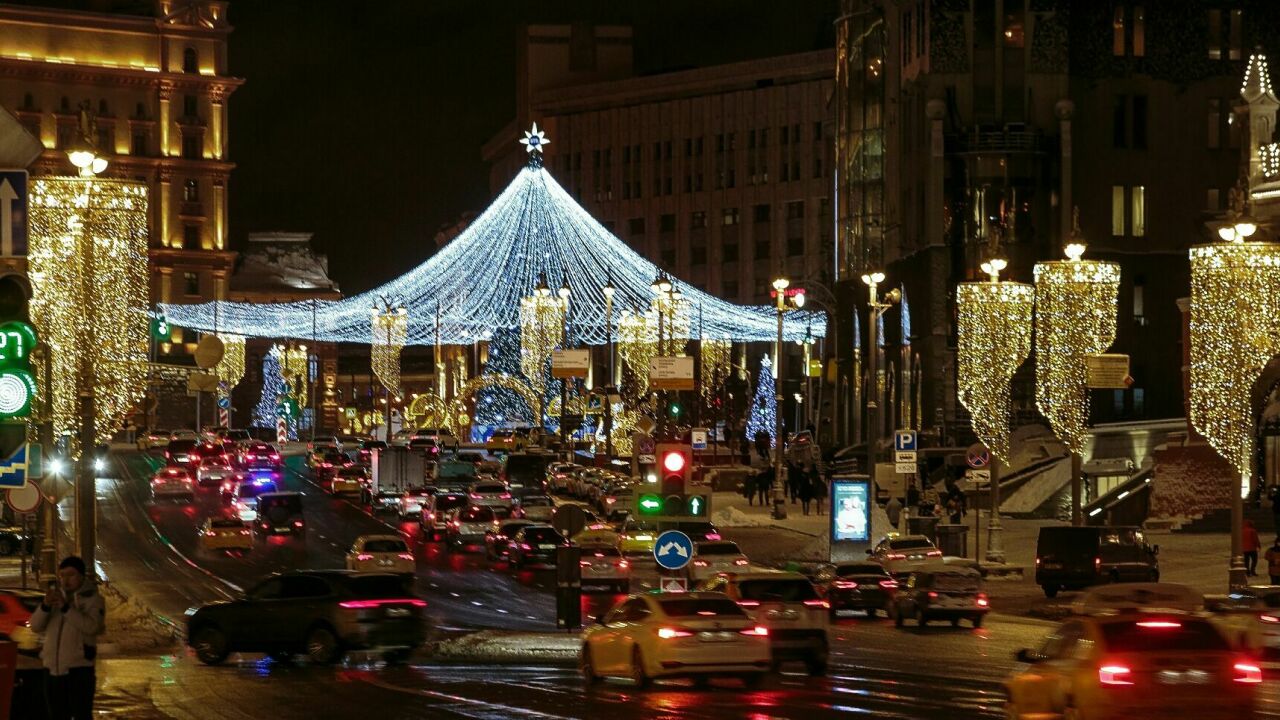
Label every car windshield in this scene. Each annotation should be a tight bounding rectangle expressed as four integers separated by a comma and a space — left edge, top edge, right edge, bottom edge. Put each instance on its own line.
697, 542, 742, 555
521, 497, 552, 507
364, 539, 407, 553
339, 468, 365, 478
201, 457, 228, 467
890, 538, 935, 550
931, 573, 980, 591
1099, 619, 1230, 653
458, 507, 494, 522
501, 523, 532, 538
523, 528, 564, 544
435, 495, 468, 512
323, 453, 346, 463
836, 564, 887, 577
659, 597, 748, 618
236, 482, 276, 498
346, 575, 415, 598
737, 579, 819, 602
258, 495, 302, 513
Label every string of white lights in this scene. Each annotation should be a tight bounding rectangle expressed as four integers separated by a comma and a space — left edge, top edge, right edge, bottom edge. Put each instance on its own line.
160, 156, 824, 345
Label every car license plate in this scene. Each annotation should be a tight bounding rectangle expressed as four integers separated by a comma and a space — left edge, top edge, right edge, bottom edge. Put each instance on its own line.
539, 544, 556, 550
379, 559, 392, 566
386, 608, 410, 617
1043, 562, 1063, 570
698, 631, 735, 642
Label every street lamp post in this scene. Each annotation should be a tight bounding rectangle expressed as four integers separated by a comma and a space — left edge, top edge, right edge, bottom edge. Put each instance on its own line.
860, 272, 900, 499
559, 280, 571, 453
652, 273, 674, 439
602, 277, 616, 459
771, 277, 806, 520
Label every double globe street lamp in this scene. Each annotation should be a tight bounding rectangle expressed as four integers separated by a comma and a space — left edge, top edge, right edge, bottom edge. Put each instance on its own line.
770, 277, 806, 520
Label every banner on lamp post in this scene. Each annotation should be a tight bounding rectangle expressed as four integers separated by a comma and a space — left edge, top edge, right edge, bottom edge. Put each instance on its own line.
1085, 353, 1132, 389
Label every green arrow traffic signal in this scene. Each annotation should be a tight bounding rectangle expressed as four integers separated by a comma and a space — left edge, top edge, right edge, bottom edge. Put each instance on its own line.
638, 494, 662, 514
688, 495, 705, 516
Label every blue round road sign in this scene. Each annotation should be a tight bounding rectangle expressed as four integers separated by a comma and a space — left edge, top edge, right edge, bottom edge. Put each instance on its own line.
653, 530, 694, 571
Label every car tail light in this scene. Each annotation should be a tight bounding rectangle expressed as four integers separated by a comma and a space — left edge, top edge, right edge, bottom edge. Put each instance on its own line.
606, 498, 616, 504
398, 553, 414, 561
339, 598, 428, 609
1234, 661, 1263, 684
579, 560, 592, 567
733, 558, 749, 566
357, 553, 373, 561
500, 493, 511, 499
1260, 614, 1280, 624
737, 600, 760, 608
320, 463, 331, 468
469, 493, 481, 499
1098, 664, 1133, 686
1035, 556, 1041, 566
926, 550, 942, 557
927, 591, 939, 600
693, 559, 708, 567
656, 627, 694, 639
205, 531, 216, 536
705, 533, 722, 541
739, 626, 769, 637
833, 580, 858, 589
239, 530, 250, 535
1095, 556, 1102, 572
976, 593, 989, 608
519, 543, 531, 550
271, 454, 280, 461
1136, 620, 1181, 629
879, 579, 899, 589
617, 560, 629, 569
293, 520, 304, 527
886, 553, 906, 560
803, 599, 830, 609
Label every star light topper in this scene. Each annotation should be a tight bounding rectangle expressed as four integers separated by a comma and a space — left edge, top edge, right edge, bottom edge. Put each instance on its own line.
519, 123, 550, 154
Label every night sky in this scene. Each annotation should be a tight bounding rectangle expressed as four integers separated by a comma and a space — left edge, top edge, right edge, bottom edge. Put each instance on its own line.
225, 1, 837, 294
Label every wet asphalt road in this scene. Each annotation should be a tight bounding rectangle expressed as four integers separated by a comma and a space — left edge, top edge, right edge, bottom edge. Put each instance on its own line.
87, 451, 1280, 719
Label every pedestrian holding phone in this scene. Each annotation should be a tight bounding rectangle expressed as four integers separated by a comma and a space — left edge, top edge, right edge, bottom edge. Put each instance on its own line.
30, 556, 104, 720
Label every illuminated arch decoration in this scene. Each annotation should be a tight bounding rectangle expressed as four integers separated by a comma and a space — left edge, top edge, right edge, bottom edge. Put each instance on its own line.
451, 374, 541, 427
159, 129, 825, 345
406, 393, 452, 430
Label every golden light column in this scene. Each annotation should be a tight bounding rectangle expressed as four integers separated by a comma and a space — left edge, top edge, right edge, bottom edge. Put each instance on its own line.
370, 300, 407, 397
699, 337, 731, 417
618, 308, 656, 407
27, 177, 149, 453
956, 258, 1034, 563
519, 275, 564, 424
1033, 221, 1121, 526
1189, 236, 1280, 588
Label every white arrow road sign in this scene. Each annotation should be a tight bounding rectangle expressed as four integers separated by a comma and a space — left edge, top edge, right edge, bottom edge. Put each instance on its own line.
657, 541, 689, 558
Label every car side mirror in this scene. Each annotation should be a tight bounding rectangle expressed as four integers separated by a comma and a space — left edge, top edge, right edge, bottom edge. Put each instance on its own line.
1014, 648, 1039, 664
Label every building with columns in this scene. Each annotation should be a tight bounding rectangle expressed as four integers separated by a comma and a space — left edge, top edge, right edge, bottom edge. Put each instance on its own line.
0, 0, 240, 357
833, 0, 1269, 449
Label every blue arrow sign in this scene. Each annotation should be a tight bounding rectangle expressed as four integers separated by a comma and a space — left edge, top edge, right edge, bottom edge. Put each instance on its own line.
653, 529, 694, 571
0, 442, 28, 488
217, 395, 231, 409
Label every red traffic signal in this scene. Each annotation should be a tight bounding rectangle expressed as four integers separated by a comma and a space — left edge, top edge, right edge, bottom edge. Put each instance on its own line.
662, 451, 686, 474
656, 443, 692, 496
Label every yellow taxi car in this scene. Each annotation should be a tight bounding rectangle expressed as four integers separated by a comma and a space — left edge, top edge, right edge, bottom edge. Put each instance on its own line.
580, 591, 771, 688
198, 517, 253, 553
617, 517, 658, 557
1005, 583, 1259, 720
572, 523, 621, 548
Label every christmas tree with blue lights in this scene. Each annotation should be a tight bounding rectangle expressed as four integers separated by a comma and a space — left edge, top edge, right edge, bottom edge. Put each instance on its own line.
746, 354, 776, 447
473, 328, 535, 434
252, 347, 296, 439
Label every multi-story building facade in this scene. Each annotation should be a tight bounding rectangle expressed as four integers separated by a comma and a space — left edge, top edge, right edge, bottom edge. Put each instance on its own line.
0, 0, 240, 357
484, 25, 836, 308
833, 0, 1269, 448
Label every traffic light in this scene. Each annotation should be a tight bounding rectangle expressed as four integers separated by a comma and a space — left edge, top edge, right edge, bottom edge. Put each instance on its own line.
668, 400, 681, 419
0, 276, 36, 420
637, 493, 662, 515
656, 443, 690, 496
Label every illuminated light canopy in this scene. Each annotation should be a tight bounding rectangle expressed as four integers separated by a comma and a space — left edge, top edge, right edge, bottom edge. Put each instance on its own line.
1189, 241, 1280, 488
1033, 245, 1121, 455
160, 130, 823, 345
955, 280, 1034, 462
371, 302, 407, 396
28, 177, 149, 453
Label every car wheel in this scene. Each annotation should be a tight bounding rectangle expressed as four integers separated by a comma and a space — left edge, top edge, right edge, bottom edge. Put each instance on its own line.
1042, 585, 1059, 598
630, 647, 651, 689
742, 673, 767, 690
805, 649, 828, 677
580, 646, 602, 685
916, 608, 928, 627
865, 607, 877, 619
192, 626, 229, 665
383, 648, 412, 664
305, 626, 342, 664
972, 615, 984, 629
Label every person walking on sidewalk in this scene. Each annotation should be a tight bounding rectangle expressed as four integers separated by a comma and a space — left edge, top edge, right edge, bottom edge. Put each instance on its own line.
1267, 537, 1280, 585
1244, 520, 1262, 577
31, 556, 105, 720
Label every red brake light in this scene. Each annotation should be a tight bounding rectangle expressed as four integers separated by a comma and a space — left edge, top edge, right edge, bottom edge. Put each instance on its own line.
239, 530, 250, 535
1261, 614, 1280, 624
926, 550, 942, 557
705, 533, 722, 541
1095, 556, 1102, 570
356, 553, 373, 561
803, 599, 830, 609
656, 627, 693, 639
579, 560, 591, 567
1136, 620, 1180, 629
879, 579, 899, 589
398, 553, 414, 560
886, 553, 906, 560
500, 493, 511, 499
339, 598, 427, 610
976, 593, 989, 608
833, 580, 858, 589
1098, 664, 1133, 686
739, 626, 769, 637
293, 520, 304, 527
692, 559, 708, 567
927, 591, 939, 599
605, 498, 616, 504
1234, 661, 1263, 684
617, 560, 629, 569
737, 600, 760, 608
733, 558, 749, 566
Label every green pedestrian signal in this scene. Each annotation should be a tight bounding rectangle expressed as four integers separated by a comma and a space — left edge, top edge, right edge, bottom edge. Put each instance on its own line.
150, 315, 171, 342
0, 321, 37, 419
638, 494, 662, 514
669, 401, 681, 418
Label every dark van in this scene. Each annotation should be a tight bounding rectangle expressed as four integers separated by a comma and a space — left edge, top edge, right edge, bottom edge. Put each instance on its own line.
502, 452, 553, 491
255, 491, 305, 538
1034, 525, 1159, 598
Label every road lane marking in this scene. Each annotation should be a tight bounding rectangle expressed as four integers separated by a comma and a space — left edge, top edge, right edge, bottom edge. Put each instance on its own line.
359, 675, 577, 719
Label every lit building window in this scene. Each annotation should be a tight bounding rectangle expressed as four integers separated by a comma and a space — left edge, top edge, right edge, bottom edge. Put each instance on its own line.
1111, 186, 1125, 236
1229, 9, 1243, 60
1133, 6, 1145, 57
1208, 10, 1222, 60
1133, 282, 1146, 326
1112, 6, 1125, 56
1131, 186, 1145, 236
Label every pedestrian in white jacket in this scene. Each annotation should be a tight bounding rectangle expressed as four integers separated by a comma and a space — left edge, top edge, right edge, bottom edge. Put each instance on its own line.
30, 555, 103, 720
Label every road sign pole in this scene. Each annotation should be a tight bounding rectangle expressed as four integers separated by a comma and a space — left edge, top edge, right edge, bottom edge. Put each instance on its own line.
985, 460, 1003, 564
1070, 451, 1082, 527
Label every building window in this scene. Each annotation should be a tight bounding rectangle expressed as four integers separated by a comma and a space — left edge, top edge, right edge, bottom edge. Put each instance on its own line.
1003, 11, 1024, 47
1133, 282, 1146, 326
1208, 10, 1222, 60
723, 242, 739, 262
96, 124, 112, 152
183, 271, 199, 296
183, 224, 201, 249
787, 236, 804, 256
754, 238, 770, 260
1208, 98, 1221, 148
1132, 95, 1147, 149
1229, 9, 1243, 60
1111, 186, 1125, 236
1133, 6, 1145, 57
182, 132, 201, 159
659, 214, 675, 233
753, 204, 771, 223
1133, 388, 1145, 416
722, 279, 739, 298
628, 218, 646, 236
1207, 188, 1220, 210
131, 130, 147, 156
660, 247, 676, 268
786, 201, 804, 220
1112, 95, 1127, 148
21, 93, 33, 110
1112, 6, 1125, 56
60, 96, 69, 112
183, 47, 198, 74
1113, 390, 1125, 416
1131, 186, 1145, 236
183, 94, 197, 118
691, 211, 707, 229
722, 208, 739, 226
813, 155, 823, 179
1113, 5, 1144, 57
183, 179, 199, 202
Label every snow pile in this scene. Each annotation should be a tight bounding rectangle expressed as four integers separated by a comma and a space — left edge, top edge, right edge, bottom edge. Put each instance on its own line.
98, 583, 179, 654
712, 507, 768, 528
430, 630, 580, 664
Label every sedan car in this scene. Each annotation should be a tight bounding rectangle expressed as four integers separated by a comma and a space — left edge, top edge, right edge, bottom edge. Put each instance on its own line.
346, 535, 415, 575
889, 565, 988, 628
313, 451, 350, 486
186, 571, 426, 665
226, 477, 280, 522
485, 429, 524, 453
422, 491, 469, 536
468, 480, 513, 508
137, 428, 170, 451
330, 465, 368, 496
1210, 584, 1280, 654
580, 592, 770, 688
578, 546, 630, 593
369, 490, 402, 516
814, 561, 899, 618
618, 517, 659, 557
0, 588, 42, 651
445, 505, 499, 550
515, 494, 555, 522
151, 466, 195, 501
698, 572, 830, 675
485, 519, 536, 561
507, 525, 569, 569
689, 541, 750, 581
195, 456, 236, 488
399, 486, 435, 521
869, 534, 943, 571
198, 517, 254, 553
238, 442, 282, 470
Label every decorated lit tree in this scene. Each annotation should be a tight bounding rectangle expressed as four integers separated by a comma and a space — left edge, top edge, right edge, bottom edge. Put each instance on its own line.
746, 354, 777, 447
474, 328, 535, 429
252, 347, 296, 439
